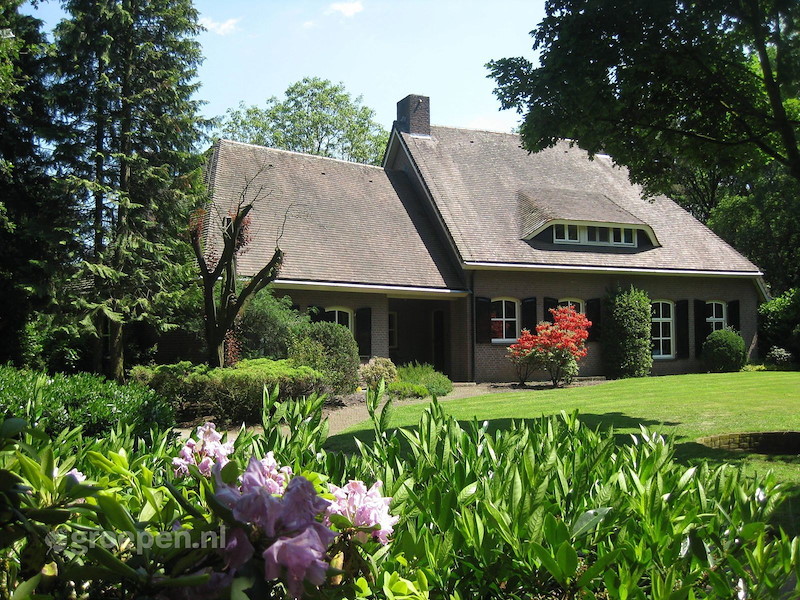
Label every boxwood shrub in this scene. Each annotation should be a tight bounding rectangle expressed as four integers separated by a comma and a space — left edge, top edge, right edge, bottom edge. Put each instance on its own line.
702, 328, 747, 372
397, 362, 453, 397
0, 365, 173, 437
288, 322, 360, 394
130, 359, 325, 425
601, 286, 653, 378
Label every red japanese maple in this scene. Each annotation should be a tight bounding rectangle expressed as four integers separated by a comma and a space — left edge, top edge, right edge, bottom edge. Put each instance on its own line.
507, 305, 591, 386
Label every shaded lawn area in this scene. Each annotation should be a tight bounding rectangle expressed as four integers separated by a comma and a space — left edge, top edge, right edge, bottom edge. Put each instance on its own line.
326, 372, 800, 528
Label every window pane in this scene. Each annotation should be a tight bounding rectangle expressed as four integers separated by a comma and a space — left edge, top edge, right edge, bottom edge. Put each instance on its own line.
587, 226, 597, 241
567, 224, 578, 240
651, 323, 659, 338
613, 228, 622, 243
505, 321, 516, 339
555, 224, 565, 239
491, 321, 503, 339
490, 301, 501, 319
714, 303, 724, 319
338, 311, 349, 329
623, 229, 634, 244
598, 227, 609, 242
651, 303, 660, 319
504, 300, 516, 318
662, 340, 672, 356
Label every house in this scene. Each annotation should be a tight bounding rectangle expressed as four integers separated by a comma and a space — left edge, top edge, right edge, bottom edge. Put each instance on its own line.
205, 94, 766, 382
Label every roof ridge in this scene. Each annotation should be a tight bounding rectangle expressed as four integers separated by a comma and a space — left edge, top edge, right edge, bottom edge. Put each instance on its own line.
430, 124, 520, 136
217, 138, 387, 171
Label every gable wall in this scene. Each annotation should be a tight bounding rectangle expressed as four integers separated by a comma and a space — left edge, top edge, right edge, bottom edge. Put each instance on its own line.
472, 270, 759, 382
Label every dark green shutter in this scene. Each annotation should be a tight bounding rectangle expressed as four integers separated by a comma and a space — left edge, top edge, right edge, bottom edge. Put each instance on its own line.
728, 300, 740, 331
475, 297, 491, 343
585, 298, 602, 341
521, 297, 537, 331
543, 297, 558, 323
694, 299, 710, 356
675, 300, 689, 359
355, 307, 372, 356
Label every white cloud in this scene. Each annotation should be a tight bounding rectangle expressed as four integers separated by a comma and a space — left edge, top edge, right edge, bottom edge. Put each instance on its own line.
199, 17, 240, 36
302, 20, 316, 29
326, 1, 363, 18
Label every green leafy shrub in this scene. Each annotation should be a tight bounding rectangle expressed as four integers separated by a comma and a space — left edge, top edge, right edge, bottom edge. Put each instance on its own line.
359, 357, 399, 390
130, 359, 324, 425
397, 362, 453, 397
759, 288, 800, 360
387, 380, 428, 399
601, 286, 653, 378
239, 289, 309, 359
288, 322, 359, 394
702, 327, 747, 372
765, 346, 795, 367
0, 365, 173, 437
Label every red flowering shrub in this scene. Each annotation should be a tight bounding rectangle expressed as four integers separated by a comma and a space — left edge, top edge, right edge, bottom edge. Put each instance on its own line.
507, 305, 591, 386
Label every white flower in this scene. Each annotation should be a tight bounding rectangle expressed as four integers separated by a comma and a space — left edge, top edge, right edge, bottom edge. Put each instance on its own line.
755, 488, 767, 504
736, 577, 747, 600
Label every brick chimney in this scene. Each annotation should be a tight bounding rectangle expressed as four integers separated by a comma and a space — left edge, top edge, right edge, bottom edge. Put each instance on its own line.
395, 94, 430, 136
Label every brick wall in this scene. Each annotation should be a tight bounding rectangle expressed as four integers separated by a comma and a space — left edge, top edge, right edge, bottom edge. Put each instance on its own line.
471, 270, 760, 382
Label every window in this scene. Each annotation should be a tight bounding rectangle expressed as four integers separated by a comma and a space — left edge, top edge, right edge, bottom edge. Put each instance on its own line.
651, 301, 674, 359
552, 224, 637, 247
490, 298, 519, 342
388, 311, 398, 349
706, 301, 726, 332
558, 298, 584, 314
554, 223, 579, 243
324, 307, 353, 332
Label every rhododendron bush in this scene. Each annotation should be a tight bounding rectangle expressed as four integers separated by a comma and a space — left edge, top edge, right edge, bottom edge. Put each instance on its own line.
3, 384, 800, 599
507, 305, 591, 386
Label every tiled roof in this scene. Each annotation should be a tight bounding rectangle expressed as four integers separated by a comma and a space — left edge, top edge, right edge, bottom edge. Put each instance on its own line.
400, 126, 761, 274
205, 140, 464, 290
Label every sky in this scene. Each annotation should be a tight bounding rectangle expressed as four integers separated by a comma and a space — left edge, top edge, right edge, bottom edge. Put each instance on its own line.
24, 0, 546, 134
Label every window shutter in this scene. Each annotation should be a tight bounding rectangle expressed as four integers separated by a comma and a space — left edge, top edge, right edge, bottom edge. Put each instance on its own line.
694, 299, 710, 356
521, 297, 537, 331
675, 300, 689, 359
585, 298, 602, 341
355, 307, 372, 356
727, 300, 740, 331
308, 305, 325, 322
543, 297, 558, 323
475, 297, 492, 343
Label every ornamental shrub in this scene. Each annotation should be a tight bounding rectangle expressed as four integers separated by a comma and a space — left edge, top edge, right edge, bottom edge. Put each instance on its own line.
601, 286, 653, 378
0, 365, 173, 437
289, 322, 360, 394
359, 357, 398, 390
130, 359, 324, 425
765, 346, 795, 368
702, 327, 747, 372
387, 380, 429, 399
239, 288, 310, 360
759, 288, 800, 360
397, 362, 453, 397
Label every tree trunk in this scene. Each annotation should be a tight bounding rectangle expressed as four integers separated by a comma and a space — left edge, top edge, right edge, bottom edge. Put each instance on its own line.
107, 319, 125, 383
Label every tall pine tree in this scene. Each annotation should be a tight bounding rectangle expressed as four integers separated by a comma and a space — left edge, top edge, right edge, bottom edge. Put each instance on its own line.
53, 0, 207, 380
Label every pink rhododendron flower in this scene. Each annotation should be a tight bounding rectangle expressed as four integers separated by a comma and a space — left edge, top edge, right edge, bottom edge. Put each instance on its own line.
263, 525, 336, 599
172, 422, 234, 477
326, 480, 399, 544
65, 468, 86, 483
223, 527, 255, 570
241, 454, 292, 495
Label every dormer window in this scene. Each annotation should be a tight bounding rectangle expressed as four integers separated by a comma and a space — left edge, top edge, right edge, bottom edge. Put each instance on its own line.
553, 224, 637, 247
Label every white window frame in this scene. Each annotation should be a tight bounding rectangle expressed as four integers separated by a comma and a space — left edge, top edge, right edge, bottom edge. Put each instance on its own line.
651, 300, 675, 360
558, 298, 585, 314
324, 306, 354, 333
552, 224, 638, 248
706, 301, 727, 332
490, 297, 520, 343
388, 311, 398, 349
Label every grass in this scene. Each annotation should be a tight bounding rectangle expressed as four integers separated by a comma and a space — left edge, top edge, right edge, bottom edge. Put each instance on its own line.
327, 371, 800, 485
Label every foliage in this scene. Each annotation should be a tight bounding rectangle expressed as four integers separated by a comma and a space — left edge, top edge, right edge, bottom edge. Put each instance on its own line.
130, 359, 325, 425
0, 365, 173, 438
601, 286, 653, 379
220, 76, 389, 165
396, 362, 453, 397
3, 376, 800, 598
289, 322, 360, 395
359, 357, 399, 390
240, 288, 309, 360
488, 0, 800, 192
702, 328, 747, 373
758, 288, 800, 360
387, 381, 429, 400
765, 347, 795, 368
49, 0, 208, 381
507, 306, 590, 387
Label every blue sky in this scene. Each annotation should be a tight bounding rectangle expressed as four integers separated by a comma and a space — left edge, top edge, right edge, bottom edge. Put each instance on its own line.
26, 0, 545, 133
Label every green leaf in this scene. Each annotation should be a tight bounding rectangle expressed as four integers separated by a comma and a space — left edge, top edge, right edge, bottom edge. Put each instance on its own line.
557, 541, 579, 579
530, 541, 564, 584
11, 574, 41, 600
572, 507, 612, 539
94, 493, 137, 533
0, 418, 27, 439
457, 482, 479, 504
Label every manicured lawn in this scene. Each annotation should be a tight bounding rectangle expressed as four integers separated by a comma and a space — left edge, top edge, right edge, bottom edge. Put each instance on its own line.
328, 371, 800, 487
